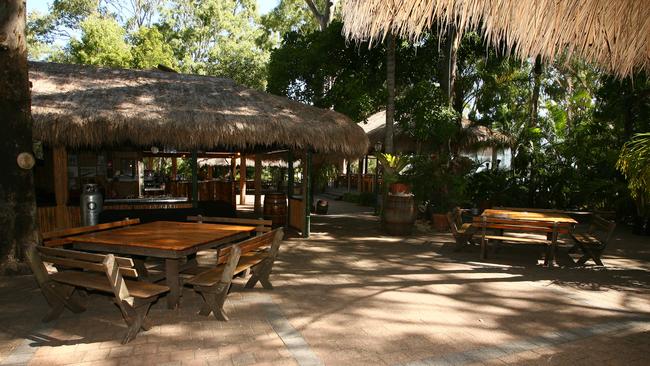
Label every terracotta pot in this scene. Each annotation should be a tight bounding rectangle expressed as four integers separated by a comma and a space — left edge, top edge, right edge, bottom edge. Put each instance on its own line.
389, 183, 410, 194
431, 213, 449, 232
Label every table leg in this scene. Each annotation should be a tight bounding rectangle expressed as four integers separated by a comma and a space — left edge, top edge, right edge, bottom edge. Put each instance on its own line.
166, 259, 180, 309
132, 257, 149, 280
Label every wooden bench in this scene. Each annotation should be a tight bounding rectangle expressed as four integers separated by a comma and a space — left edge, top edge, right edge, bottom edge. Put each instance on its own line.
570, 215, 616, 266
187, 215, 272, 235
184, 228, 284, 321
26, 246, 169, 344
42, 218, 141, 247
447, 207, 477, 251
476, 216, 560, 266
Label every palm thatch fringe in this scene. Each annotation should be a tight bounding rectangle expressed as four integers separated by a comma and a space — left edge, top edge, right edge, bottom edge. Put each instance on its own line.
342, 0, 650, 78
29, 62, 369, 158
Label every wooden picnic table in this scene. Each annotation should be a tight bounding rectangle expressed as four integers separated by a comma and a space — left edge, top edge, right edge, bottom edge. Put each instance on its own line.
478, 209, 577, 234
474, 209, 578, 266
66, 221, 256, 309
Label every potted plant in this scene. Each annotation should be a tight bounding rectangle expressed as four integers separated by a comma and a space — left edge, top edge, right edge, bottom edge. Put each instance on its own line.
617, 133, 650, 235
406, 154, 472, 231
376, 153, 410, 194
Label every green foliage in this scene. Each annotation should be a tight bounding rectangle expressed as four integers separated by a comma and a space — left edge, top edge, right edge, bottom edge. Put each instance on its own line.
69, 14, 133, 67
130, 26, 176, 69
376, 153, 409, 186
395, 82, 460, 147
159, 0, 269, 89
267, 21, 386, 120
405, 154, 475, 213
617, 133, 650, 216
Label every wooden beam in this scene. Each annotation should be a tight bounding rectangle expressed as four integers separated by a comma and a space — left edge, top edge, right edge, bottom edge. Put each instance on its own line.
191, 150, 198, 207
286, 151, 293, 228
239, 155, 246, 205
357, 158, 363, 193
171, 157, 177, 180
346, 160, 351, 192
254, 154, 262, 215
52, 146, 68, 229
303, 151, 312, 238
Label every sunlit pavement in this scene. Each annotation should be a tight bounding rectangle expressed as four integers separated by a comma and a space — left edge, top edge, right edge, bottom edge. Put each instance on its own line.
1, 198, 648, 365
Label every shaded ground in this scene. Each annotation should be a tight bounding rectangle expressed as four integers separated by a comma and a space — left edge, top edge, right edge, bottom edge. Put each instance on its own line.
0, 198, 648, 365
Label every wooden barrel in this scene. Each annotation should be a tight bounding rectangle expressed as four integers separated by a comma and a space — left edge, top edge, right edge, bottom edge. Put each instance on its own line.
383, 195, 416, 235
264, 193, 287, 227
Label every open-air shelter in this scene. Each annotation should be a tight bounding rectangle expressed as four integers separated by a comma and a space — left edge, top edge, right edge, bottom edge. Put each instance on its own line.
29, 61, 368, 237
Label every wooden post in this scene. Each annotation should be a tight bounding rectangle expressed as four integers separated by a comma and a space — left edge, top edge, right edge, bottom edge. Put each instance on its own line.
357, 158, 363, 193
53, 146, 69, 229
191, 150, 198, 208
346, 160, 351, 192
207, 165, 213, 180
230, 156, 237, 181
286, 152, 293, 228
303, 151, 312, 238
171, 157, 177, 181
239, 155, 246, 205
254, 154, 262, 215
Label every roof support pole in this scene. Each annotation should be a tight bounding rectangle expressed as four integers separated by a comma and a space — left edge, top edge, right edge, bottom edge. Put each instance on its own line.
53, 146, 68, 229
171, 157, 177, 181
303, 150, 312, 238
357, 158, 363, 193
239, 155, 246, 205
346, 160, 351, 192
191, 150, 198, 208
286, 151, 294, 229
254, 154, 262, 215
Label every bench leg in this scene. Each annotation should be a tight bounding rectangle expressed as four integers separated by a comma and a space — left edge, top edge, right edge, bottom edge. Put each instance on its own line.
120, 300, 152, 344
42, 283, 86, 322
480, 239, 488, 260
196, 284, 230, 321
245, 260, 274, 290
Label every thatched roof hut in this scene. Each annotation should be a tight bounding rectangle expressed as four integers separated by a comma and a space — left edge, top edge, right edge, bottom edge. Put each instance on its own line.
342, 0, 650, 77
29, 62, 369, 158
361, 110, 510, 153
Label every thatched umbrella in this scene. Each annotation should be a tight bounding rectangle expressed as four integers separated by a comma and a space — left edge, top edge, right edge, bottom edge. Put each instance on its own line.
342, 0, 650, 77
29, 62, 368, 158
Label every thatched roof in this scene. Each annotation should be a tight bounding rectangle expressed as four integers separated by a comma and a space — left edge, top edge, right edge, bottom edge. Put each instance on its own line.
342, 0, 650, 77
361, 110, 510, 153
29, 62, 368, 158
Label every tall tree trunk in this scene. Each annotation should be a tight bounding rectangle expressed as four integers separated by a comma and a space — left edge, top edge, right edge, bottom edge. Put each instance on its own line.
565, 76, 574, 132
0, 0, 40, 273
439, 24, 461, 108
305, 0, 338, 31
385, 32, 396, 154
529, 55, 543, 128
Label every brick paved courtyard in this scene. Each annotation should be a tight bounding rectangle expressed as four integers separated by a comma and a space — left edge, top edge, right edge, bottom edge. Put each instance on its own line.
1, 199, 649, 365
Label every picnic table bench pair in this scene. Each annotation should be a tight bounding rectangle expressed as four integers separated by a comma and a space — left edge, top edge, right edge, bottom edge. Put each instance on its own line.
448, 207, 615, 267
27, 217, 284, 344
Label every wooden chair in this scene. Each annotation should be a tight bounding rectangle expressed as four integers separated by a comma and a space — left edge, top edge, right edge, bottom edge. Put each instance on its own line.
447, 208, 476, 251
184, 228, 284, 321
187, 215, 272, 235
26, 246, 169, 344
477, 216, 560, 267
570, 215, 616, 266
42, 218, 140, 247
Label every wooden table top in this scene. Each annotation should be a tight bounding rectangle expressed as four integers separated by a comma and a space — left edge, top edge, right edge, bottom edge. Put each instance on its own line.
481, 209, 578, 224
66, 221, 256, 252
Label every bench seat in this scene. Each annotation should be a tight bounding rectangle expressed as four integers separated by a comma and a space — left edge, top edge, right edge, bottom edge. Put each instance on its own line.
186, 253, 267, 287
51, 272, 169, 299
184, 229, 283, 321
